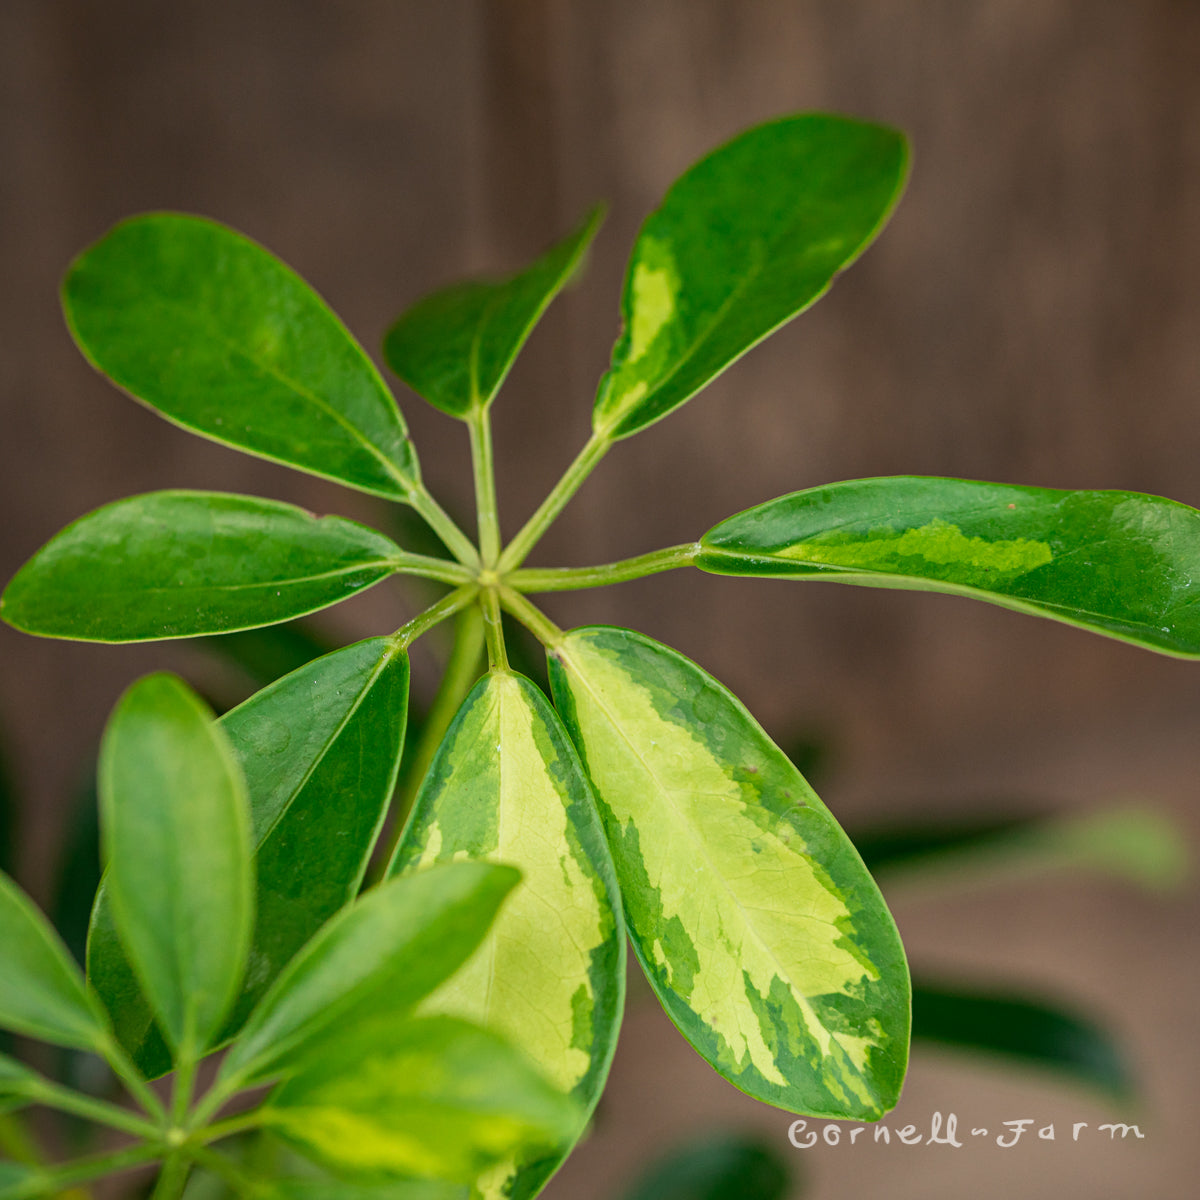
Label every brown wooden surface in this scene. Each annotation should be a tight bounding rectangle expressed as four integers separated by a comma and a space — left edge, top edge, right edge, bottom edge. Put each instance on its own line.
1, 3, 1197, 1194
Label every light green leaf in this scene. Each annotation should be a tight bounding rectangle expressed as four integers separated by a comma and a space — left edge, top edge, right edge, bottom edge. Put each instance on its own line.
0, 870, 107, 1051
912, 979, 1133, 1100
384, 208, 603, 418
698, 476, 1200, 657
389, 670, 624, 1199
2, 491, 402, 643
220, 861, 520, 1089
261, 1014, 582, 1186
548, 627, 909, 1120
90, 638, 410, 1077
594, 113, 907, 439
99, 673, 253, 1059
63, 213, 419, 501
273, 1180, 468, 1200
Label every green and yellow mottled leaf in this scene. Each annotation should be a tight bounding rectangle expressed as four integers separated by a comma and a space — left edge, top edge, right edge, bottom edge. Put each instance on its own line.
384, 208, 603, 418
593, 114, 907, 439
698, 476, 1200, 657
389, 670, 624, 1199
261, 1014, 582, 1186
548, 627, 909, 1120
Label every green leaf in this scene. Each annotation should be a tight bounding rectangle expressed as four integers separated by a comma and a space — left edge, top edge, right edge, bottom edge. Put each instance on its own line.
699, 476, 1200, 657
99, 673, 253, 1059
593, 114, 907, 439
0, 1161, 39, 1198
912, 979, 1133, 1100
204, 621, 336, 690
2, 491, 403, 643
548, 626, 909, 1120
219, 861, 520, 1089
0, 870, 107, 1051
90, 638, 411, 1077
261, 1014, 582, 1186
618, 1133, 791, 1200
389, 670, 625, 1200
63, 213, 419, 501
273, 1180, 468, 1200
0, 1054, 38, 1102
384, 207, 603, 418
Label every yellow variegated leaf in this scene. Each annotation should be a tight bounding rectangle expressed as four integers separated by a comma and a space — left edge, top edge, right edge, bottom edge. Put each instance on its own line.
548, 627, 909, 1120
389, 671, 624, 1199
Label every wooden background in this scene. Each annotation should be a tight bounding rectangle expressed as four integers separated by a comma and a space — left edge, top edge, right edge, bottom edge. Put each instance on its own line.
1, 2, 1198, 1195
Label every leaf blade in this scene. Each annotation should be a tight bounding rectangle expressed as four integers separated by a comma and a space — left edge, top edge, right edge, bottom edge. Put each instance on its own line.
549, 626, 909, 1120
0, 871, 107, 1051
261, 1014, 583, 1186
89, 638, 411, 1076
594, 113, 908, 438
389, 670, 625, 1199
99, 673, 253, 1057
63, 213, 419, 500
698, 476, 1200, 657
384, 207, 603, 418
2, 491, 402, 642
220, 861, 521, 1088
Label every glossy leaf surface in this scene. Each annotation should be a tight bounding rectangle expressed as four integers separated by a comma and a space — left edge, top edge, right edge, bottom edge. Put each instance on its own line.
384, 207, 603, 417
619, 1134, 791, 1200
549, 627, 909, 1119
912, 980, 1132, 1099
263, 1014, 582, 1185
593, 114, 907, 438
99, 674, 252, 1057
390, 670, 624, 1199
2, 491, 402, 643
700, 476, 1200, 657
63, 214, 419, 500
0, 870, 106, 1051
220, 861, 520, 1088
91, 638, 410, 1076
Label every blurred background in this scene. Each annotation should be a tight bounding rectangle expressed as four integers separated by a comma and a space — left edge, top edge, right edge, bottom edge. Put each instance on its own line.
1, 2, 1198, 1196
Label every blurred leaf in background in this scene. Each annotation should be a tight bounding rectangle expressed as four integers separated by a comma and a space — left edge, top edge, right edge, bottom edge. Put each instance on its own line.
617, 1133, 793, 1200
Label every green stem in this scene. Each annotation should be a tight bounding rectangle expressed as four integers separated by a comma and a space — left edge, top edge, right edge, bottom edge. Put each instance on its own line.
170, 1056, 197, 1129
391, 585, 480, 650
481, 590, 509, 671
194, 1110, 267, 1147
97, 1034, 167, 1124
498, 588, 563, 648
508, 542, 699, 591
406, 481, 481, 569
372, 605, 487, 878
185, 1146, 263, 1199
24, 1079, 161, 1140
3, 1142, 165, 1200
390, 551, 476, 586
149, 1152, 190, 1200
468, 408, 502, 567
496, 430, 611, 573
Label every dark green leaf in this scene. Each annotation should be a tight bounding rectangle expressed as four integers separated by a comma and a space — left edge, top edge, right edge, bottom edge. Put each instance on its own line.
549, 627, 909, 1120
2, 491, 402, 643
0, 869, 107, 1051
699, 476, 1200, 657
594, 114, 907, 438
219, 861, 520, 1089
912, 979, 1133, 1100
90, 638, 410, 1078
619, 1134, 792, 1200
63, 214, 419, 500
389, 670, 625, 1199
385, 207, 603, 418
99, 673, 253, 1059
262, 1014, 582, 1185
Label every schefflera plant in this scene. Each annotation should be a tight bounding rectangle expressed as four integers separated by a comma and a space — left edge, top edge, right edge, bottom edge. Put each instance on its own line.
5, 111, 1200, 1195
0, 673, 578, 1200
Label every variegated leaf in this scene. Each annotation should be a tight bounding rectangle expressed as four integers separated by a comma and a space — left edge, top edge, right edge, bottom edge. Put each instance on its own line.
548, 627, 909, 1120
389, 670, 624, 1199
